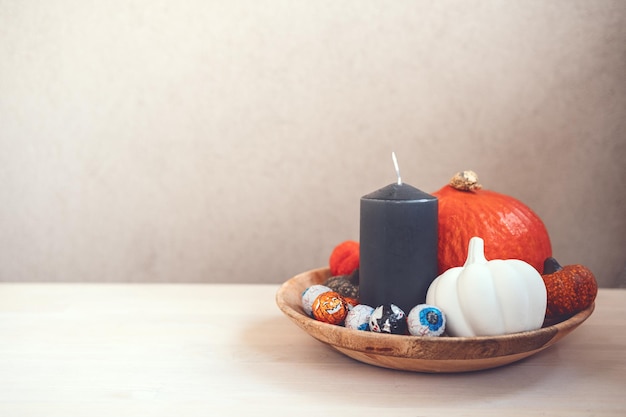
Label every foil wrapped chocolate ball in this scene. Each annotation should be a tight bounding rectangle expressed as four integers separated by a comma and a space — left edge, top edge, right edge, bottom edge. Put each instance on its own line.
407, 304, 446, 337
324, 275, 359, 300
301, 285, 332, 317
369, 304, 407, 335
344, 304, 375, 331
312, 291, 348, 325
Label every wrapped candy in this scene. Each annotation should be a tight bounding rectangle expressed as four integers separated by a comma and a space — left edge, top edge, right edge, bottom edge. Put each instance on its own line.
407, 304, 446, 337
324, 275, 359, 299
344, 304, 374, 331
342, 296, 359, 310
312, 291, 348, 325
369, 304, 407, 335
301, 285, 332, 316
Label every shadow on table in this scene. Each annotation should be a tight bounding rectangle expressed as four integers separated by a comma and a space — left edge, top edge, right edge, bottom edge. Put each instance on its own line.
236, 314, 568, 409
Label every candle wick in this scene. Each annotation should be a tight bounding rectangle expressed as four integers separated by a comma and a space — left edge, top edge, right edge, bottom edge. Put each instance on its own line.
392, 151, 402, 185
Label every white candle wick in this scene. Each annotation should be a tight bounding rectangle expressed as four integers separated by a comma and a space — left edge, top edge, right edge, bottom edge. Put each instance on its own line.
392, 151, 402, 185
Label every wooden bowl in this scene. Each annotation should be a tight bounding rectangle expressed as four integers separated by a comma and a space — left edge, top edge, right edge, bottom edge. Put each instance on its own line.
276, 267, 595, 373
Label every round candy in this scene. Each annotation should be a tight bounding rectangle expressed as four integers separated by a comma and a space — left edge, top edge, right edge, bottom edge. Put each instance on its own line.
345, 304, 375, 331
369, 304, 407, 335
325, 275, 359, 299
312, 291, 348, 325
343, 296, 359, 310
407, 304, 446, 337
301, 285, 332, 316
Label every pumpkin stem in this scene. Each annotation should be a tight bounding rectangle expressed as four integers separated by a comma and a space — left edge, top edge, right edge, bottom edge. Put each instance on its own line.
464, 237, 488, 266
543, 257, 563, 274
450, 170, 482, 191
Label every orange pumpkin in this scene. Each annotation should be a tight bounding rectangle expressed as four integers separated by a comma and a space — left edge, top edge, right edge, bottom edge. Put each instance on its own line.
329, 240, 359, 276
542, 257, 597, 320
432, 171, 552, 274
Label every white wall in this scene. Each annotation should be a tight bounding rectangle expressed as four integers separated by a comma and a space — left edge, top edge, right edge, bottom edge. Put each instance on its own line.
1, 0, 625, 286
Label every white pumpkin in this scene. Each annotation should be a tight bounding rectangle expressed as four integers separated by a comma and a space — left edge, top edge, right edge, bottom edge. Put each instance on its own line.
425, 236, 547, 337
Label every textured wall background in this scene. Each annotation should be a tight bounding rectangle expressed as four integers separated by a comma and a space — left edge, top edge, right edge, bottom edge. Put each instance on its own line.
1, 0, 625, 286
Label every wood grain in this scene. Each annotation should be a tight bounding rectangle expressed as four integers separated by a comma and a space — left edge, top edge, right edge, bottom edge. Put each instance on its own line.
0, 282, 623, 416
276, 267, 595, 372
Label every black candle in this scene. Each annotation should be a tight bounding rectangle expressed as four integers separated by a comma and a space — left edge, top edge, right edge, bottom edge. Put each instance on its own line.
359, 154, 438, 314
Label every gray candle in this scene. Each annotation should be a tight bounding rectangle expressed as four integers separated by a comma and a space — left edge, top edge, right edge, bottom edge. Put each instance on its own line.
359, 153, 438, 314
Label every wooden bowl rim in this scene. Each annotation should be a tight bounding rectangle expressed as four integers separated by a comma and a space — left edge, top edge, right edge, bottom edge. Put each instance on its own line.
276, 267, 595, 361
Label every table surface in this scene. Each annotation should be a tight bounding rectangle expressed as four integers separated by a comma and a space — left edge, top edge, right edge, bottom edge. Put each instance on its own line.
0, 283, 624, 417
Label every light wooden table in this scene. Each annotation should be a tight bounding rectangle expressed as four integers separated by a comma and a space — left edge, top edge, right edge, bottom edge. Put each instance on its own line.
0, 284, 624, 416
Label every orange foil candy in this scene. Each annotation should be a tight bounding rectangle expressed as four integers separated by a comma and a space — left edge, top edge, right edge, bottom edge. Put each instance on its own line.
312, 291, 348, 325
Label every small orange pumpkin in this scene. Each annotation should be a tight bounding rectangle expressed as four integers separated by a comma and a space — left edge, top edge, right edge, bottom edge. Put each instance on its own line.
432, 171, 552, 274
542, 257, 597, 320
329, 241, 359, 276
